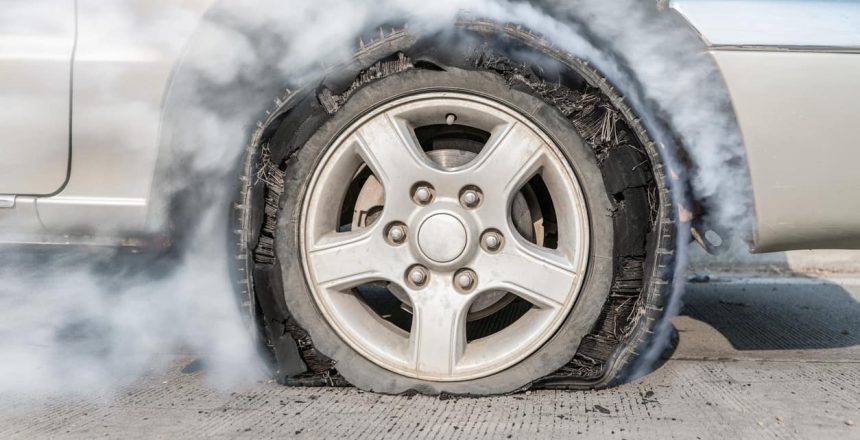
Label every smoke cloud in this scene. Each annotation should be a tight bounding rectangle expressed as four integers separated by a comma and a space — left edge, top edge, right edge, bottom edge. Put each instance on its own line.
0, 0, 749, 398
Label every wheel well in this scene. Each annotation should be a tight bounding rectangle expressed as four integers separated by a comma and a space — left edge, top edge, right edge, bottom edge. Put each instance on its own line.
233, 21, 681, 389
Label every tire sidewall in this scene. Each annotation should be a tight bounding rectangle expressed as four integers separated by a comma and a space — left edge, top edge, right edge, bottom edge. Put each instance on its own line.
275, 67, 614, 395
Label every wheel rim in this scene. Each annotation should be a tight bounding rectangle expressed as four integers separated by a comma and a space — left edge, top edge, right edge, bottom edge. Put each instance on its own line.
300, 92, 590, 381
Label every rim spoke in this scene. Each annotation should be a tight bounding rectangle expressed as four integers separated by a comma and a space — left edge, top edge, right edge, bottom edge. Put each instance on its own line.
307, 229, 401, 291
468, 122, 549, 198
477, 240, 578, 310
410, 288, 470, 375
355, 113, 431, 191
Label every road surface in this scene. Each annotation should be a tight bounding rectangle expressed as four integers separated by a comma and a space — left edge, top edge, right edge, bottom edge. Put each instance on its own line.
2, 274, 858, 439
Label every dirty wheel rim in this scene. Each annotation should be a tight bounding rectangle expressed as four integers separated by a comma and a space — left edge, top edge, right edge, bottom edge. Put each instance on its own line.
299, 92, 590, 381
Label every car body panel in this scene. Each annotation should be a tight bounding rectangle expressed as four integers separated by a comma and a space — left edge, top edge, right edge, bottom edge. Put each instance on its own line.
0, 0, 75, 196
711, 50, 860, 251
671, 0, 860, 251
671, 0, 860, 50
32, 0, 216, 234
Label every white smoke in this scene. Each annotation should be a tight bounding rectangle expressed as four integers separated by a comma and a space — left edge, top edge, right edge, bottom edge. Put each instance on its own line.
0, 0, 749, 398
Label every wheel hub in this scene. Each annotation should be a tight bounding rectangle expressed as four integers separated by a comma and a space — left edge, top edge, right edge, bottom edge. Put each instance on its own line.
417, 213, 467, 263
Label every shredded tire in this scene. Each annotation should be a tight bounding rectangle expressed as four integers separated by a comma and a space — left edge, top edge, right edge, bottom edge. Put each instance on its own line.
233, 20, 676, 393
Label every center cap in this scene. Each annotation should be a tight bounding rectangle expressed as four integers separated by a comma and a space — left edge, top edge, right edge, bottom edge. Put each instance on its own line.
417, 213, 468, 263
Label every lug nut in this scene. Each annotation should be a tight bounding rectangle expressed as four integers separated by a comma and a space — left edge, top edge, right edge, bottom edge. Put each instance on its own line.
411, 270, 426, 285
483, 232, 502, 251
463, 191, 478, 206
387, 224, 406, 244
446, 113, 457, 126
457, 273, 473, 289
407, 266, 428, 287
460, 188, 481, 208
455, 270, 476, 291
414, 186, 432, 204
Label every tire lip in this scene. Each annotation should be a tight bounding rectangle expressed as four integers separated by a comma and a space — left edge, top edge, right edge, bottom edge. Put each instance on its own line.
297, 90, 592, 382
274, 67, 615, 395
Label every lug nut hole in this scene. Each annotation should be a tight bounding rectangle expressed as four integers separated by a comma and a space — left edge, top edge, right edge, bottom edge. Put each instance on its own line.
385, 222, 408, 245
481, 229, 504, 253
411, 182, 436, 206
459, 186, 483, 209
454, 268, 477, 293
406, 265, 429, 289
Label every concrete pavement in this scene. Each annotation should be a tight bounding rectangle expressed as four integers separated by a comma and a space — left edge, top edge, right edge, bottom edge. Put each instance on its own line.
2, 274, 858, 439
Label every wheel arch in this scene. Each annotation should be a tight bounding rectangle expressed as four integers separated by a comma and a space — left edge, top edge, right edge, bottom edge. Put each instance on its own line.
152, 11, 728, 387
234, 21, 685, 389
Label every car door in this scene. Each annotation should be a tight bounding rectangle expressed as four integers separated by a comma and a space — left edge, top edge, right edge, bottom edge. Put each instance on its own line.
0, 1, 75, 196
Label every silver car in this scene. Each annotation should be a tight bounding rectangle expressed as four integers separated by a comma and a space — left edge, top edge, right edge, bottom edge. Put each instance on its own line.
2, 0, 859, 395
